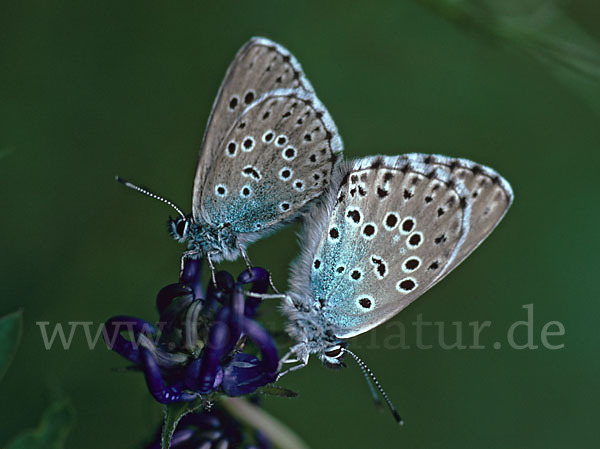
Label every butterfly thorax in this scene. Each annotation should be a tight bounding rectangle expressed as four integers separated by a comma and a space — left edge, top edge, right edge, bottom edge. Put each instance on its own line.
282, 294, 343, 365
184, 220, 240, 263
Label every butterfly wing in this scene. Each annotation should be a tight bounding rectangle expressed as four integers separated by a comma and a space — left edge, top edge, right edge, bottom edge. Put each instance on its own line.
192, 37, 336, 219
199, 89, 342, 240
402, 153, 514, 273
191, 38, 342, 252
292, 155, 512, 339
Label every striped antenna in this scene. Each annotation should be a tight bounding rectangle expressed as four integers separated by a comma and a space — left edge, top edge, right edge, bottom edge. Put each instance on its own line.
115, 176, 186, 219
343, 348, 404, 426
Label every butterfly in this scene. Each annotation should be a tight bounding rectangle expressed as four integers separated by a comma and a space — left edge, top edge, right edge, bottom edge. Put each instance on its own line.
281, 153, 513, 370
119, 37, 343, 273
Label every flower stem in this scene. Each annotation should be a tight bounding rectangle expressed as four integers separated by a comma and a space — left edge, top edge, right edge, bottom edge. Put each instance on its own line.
222, 397, 310, 449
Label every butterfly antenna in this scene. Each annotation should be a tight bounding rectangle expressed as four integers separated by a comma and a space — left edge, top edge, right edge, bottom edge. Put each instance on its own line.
343, 348, 404, 426
362, 366, 385, 412
115, 176, 186, 219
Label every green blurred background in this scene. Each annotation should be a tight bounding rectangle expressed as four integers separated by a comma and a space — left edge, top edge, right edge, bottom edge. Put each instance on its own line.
1, 1, 599, 447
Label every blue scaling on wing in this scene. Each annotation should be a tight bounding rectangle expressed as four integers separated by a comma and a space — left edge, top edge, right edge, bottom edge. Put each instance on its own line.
187, 37, 343, 263
289, 154, 512, 344
313, 155, 472, 338
199, 87, 342, 237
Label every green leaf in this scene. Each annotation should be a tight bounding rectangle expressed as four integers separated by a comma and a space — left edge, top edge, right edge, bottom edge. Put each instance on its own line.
0, 309, 23, 382
256, 385, 299, 398
161, 399, 204, 449
6, 400, 74, 449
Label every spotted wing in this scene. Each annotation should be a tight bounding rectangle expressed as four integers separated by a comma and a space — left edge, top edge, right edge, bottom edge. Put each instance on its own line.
199, 88, 342, 240
295, 155, 511, 339
193, 37, 320, 217
401, 153, 514, 273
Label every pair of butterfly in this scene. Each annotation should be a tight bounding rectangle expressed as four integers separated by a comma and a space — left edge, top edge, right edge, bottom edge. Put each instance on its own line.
120, 37, 513, 422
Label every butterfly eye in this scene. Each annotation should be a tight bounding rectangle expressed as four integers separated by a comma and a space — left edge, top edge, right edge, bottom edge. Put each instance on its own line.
176, 219, 187, 237
324, 346, 343, 358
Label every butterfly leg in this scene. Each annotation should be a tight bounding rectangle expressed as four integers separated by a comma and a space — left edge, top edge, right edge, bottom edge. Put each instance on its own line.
268, 271, 282, 295
278, 344, 301, 367
180, 250, 201, 275
206, 251, 218, 287
276, 361, 307, 380
244, 291, 290, 300
276, 343, 309, 380
238, 244, 253, 271
238, 243, 281, 294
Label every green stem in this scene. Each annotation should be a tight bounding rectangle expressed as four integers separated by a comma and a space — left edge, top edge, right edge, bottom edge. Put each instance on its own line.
222, 397, 310, 449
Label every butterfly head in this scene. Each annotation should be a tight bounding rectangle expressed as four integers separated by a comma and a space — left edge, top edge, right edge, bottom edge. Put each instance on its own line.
168, 215, 192, 243
319, 343, 347, 368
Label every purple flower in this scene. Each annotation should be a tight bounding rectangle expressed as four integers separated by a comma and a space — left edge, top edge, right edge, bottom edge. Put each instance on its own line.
104, 259, 279, 403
